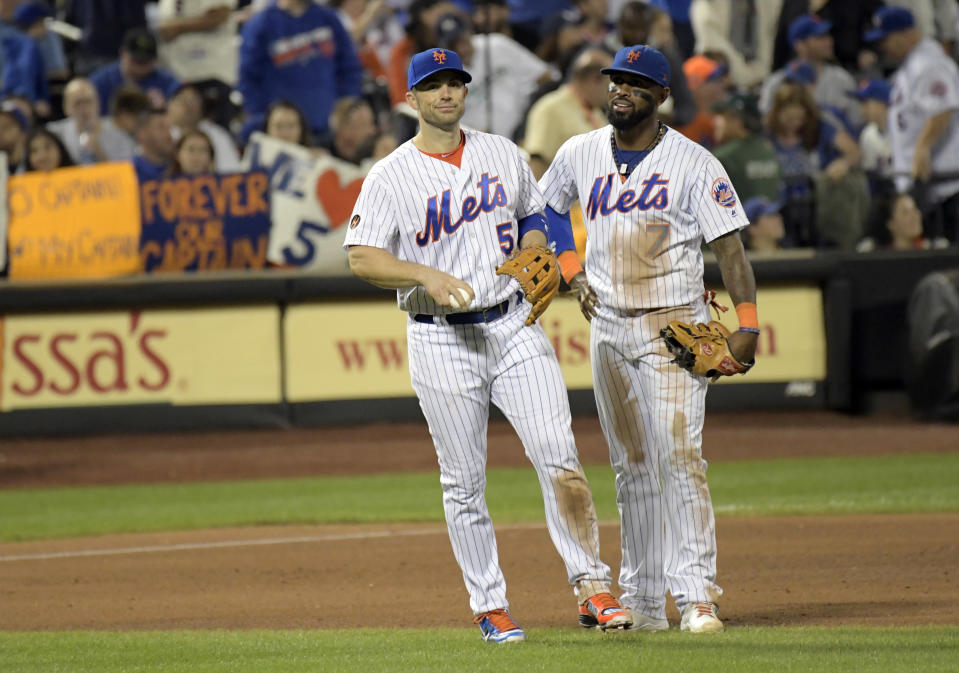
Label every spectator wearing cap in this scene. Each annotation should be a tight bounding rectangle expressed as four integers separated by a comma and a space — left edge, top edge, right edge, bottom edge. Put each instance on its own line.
89, 28, 181, 116
609, 1, 695, 126
239, 0, 364, 141
849, 78, 893, 191
712, 92, 782, 203
0, 99, 29, 172
884, 0, 957, 53
523, 46, 612, 178
760, 14, 861, 129
743, 196, 786, 253
47, 78, 138, 164
65, 0, 148, 77
771, 1, 881, 74
688, 0, 781, 88
675, 54, 729, 147
867, 6, 959, 242
434, 11, 557, 139
13, 2, 68, 82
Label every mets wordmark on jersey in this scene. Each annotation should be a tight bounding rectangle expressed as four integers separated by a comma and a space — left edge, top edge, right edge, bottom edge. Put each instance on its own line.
539, 126, 744, 310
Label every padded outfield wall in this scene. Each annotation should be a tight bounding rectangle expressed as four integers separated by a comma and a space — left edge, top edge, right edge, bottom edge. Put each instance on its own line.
0, 248, 957, 435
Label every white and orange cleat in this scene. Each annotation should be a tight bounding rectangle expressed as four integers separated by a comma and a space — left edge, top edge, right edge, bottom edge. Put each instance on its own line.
680, 602, 724, 633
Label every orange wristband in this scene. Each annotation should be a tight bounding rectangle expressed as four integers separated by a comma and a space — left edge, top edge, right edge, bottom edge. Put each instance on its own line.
558, 249, 584, 283
735, 302, 758, 330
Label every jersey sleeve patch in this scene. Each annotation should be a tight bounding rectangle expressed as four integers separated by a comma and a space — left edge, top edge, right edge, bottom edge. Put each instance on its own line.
711, 177, 737, 209
350, 214, 361, 228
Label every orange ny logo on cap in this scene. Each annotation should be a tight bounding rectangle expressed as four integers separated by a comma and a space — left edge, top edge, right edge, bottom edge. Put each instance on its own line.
432, 49, 447, 64
626, 49, 641, 63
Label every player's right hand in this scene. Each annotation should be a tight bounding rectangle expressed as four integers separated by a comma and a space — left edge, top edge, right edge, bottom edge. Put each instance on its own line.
569, 272, 599, 322
421, 269, 475, 309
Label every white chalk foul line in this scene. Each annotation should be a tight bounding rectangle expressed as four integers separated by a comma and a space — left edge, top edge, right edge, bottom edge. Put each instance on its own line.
0, 522, 550, 562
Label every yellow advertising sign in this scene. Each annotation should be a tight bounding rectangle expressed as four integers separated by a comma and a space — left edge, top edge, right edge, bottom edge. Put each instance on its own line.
0, 306, 281, 411
284, 285, 825, 401
285, 301, 413, 401
6, 162, 142, 280
710, 285, 826, 384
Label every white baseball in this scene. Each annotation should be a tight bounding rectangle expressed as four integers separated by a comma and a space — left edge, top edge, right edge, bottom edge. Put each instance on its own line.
449, 287, 471, 309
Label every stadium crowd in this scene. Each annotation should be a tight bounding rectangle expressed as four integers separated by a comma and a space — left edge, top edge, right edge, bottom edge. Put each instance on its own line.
2, 0, 959, 263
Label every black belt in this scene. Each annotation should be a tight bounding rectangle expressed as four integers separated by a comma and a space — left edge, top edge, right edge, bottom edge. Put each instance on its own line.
413, 292, 521, 325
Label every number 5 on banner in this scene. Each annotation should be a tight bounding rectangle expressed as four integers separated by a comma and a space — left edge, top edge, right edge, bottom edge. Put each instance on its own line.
282, 220, 329, 265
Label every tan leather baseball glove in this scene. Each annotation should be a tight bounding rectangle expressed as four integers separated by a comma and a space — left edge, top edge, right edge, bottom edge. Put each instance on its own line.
495, 245, 561, 326
661, 320, 754, 381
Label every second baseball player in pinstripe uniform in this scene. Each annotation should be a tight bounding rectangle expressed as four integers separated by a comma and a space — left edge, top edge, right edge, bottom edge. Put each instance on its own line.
540, 45, 759, 633
345, 47, 632, 643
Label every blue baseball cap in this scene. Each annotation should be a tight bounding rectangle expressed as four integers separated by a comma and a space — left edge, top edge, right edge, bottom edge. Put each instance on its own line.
849, 78, 892, 104
13, 1, 52, 29
407, 48, 472, 89
788, 14, 832, 47
601, 45, 671, 87
744, 196, 782, 224
864, 6, 915, 42
783, 59, 816, 85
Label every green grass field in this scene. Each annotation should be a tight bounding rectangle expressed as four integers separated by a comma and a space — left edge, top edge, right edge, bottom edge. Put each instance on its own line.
1, 453, 957, 542
2, 627, 958, 673
2, 451, 958, 672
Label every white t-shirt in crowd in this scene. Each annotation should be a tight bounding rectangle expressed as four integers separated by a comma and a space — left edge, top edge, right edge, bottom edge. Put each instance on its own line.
461, 32, 558, 140
157, 0, 239, 85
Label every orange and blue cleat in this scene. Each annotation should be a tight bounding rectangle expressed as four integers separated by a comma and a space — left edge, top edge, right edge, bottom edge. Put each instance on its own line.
475, 608, 527, 643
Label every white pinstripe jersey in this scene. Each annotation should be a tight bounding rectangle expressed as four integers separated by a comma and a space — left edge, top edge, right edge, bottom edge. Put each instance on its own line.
889, 38, 959, 199
343, 129, 544, 314
540, 125, 744, 310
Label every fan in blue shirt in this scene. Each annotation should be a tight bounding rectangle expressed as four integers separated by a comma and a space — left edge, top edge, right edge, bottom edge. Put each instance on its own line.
238, 0, 364, 140
89, 28, 180, 116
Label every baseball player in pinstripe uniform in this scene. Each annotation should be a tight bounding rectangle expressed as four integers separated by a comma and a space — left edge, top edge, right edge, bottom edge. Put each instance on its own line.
344, 47, 632, 643
540, 45, 760, 633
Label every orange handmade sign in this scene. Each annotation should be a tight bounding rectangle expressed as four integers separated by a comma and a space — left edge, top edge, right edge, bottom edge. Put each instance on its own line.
6, 162, 142, 279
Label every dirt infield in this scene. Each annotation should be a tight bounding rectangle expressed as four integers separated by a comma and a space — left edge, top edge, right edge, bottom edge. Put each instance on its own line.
1, 410, 958, 631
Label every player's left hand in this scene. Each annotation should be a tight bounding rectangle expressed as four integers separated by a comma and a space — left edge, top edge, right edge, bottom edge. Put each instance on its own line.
660, 320, 754, 381
495, 245, 560, 325
569, 272, 599, 322
726, 329, 758, 366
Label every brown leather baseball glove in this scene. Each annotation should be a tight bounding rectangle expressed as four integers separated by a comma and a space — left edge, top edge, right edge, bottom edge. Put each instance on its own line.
495, 245, 561, 326
661, 320, 754, 381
